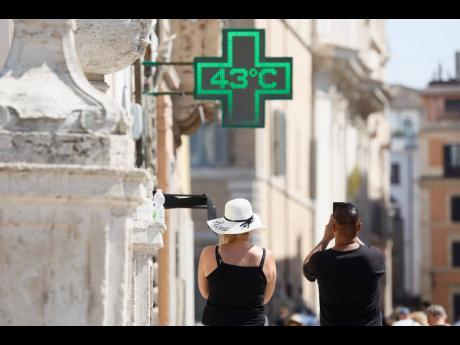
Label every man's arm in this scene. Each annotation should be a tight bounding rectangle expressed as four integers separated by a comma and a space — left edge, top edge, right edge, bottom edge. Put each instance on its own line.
302, 239, 330, 267
303, 215, 334, 281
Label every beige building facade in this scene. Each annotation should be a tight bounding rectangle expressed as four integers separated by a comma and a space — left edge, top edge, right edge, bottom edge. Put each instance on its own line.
319, 20, 392, 315
389, 85, 423, 307
419, 53, 460, 322
190, 19, 393, 322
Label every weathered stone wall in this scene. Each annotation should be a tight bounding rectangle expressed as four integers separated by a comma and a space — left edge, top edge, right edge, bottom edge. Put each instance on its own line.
0, 19, 158, 325
0, 163, 150, 325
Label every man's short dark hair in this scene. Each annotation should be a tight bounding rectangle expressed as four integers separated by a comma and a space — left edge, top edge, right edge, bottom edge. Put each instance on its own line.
333, 203, 360, 236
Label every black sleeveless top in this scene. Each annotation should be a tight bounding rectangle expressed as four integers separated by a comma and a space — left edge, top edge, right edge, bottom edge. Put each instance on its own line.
202, 245, 267, 326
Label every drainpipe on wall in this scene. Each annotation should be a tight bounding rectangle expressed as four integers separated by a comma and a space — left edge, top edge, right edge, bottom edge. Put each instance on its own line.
0, 19, 13, 68
153, 19, 176, 326
157, 93, 171, 325
407, 147, 414, 296
155, 19, 170, 326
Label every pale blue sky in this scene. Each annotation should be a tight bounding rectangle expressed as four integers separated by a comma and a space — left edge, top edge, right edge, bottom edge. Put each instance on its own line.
386, 19, 460, 90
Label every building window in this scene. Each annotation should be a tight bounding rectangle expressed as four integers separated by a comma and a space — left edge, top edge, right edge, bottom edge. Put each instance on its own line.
271, 110, 286, 176
454, 294, 460, 322
391, 163, 400, 185
452, 197, 460, 222
453, 242, 460, 266
444, 144, 460, 177
403, 118, 415, 137
190, 121, 229, 168
445, 99, 460, 113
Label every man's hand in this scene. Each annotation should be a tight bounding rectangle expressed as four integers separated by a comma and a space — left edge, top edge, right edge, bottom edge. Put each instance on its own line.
303, 215, 336, 271
322, 215, 334, 243
303, 215, 335, 281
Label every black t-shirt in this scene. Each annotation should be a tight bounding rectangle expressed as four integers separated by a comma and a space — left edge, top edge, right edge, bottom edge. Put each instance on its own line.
303, 244, 385, 326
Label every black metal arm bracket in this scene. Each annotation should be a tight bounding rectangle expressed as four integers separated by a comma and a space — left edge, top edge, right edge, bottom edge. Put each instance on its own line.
143, 61, 194, 66
143, 91, 194, 96
142, 61, 194, 96
153, 190, 217, 221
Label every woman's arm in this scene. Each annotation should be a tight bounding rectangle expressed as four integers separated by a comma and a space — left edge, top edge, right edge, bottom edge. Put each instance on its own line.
263, 250, 277, 304
198, 247, 210, 299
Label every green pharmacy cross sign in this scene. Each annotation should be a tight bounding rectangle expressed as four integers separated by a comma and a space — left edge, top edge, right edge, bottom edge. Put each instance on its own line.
194, 29, 293, 128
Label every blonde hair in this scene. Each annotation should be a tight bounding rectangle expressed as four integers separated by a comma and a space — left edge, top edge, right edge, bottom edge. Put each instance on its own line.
219, 233, 250, 245
410, 311, 428, 326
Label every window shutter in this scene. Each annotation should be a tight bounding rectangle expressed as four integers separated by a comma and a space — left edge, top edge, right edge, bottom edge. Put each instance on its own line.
452, 197, 460, 222
444, 145, 452, 177
454, 294, 460, 322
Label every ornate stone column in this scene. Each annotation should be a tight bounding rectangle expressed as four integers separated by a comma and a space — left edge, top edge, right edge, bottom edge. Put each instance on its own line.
130, 184, 165, 325
74, 19, 155, 93
0, 19, 149, 325
74, 19, 162, 326
170, 19, 222, 136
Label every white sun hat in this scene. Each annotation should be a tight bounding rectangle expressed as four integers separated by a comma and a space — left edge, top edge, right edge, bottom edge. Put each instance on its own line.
207, 198, 264, 235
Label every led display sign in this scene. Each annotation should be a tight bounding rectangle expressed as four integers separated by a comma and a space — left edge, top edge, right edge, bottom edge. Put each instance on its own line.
194, 29, 292, 128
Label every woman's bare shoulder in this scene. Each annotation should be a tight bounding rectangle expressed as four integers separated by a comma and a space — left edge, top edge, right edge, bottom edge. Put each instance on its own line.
254, 246, 273, 257
249, 246, 274, 261
200, 245, 217, 257
260, 247, 275, 265
263, 247, 273, 256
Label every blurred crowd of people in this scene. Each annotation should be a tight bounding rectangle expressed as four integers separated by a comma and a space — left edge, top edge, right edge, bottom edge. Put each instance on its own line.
386, 304, 460, 326
274, 305, 319, 326
273, 303, 460, 326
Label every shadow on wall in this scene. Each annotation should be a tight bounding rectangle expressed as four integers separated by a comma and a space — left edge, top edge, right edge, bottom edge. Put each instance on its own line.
348, 170, 396, 315
390, 206, 422, 309
391, 208, 405, 303
347, 171, 392, 243
353, 169, 390, 223
266, 253, 317, 325
347, 169, 371, 243
266, 235, 308, 322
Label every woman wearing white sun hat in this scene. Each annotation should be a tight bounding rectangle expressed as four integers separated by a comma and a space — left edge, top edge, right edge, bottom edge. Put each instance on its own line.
198, 198, 277, 326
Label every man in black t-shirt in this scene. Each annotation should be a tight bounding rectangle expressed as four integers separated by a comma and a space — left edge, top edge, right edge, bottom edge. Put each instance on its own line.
302, 203, 385, 326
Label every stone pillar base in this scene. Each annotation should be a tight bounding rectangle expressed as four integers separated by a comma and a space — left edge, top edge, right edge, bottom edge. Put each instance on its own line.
0, 132, 134, 167
130, 189, 165, 326
0, 163, 149, 325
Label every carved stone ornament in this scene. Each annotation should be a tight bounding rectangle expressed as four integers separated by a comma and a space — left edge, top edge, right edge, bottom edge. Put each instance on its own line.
74, 19, 156, 75
170, 19, 223, 134
0, 19, 130, 135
